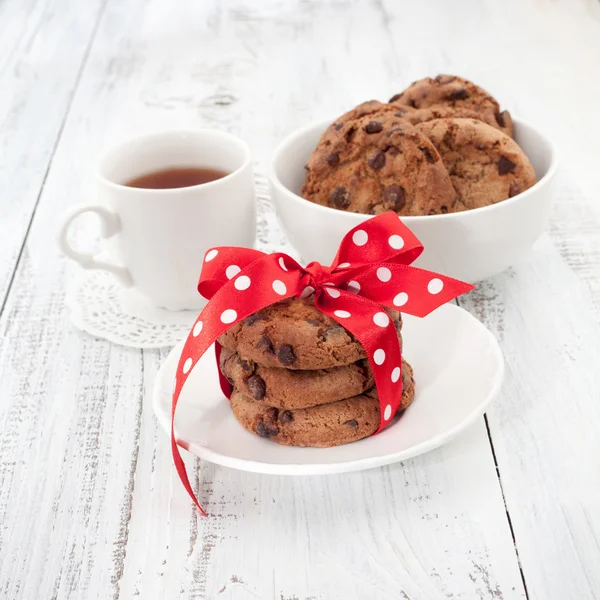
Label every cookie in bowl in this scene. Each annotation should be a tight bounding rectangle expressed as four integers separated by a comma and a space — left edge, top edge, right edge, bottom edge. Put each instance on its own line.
415, 118, 536, 210
390, 74, 514, 137
302, 110, 460, 216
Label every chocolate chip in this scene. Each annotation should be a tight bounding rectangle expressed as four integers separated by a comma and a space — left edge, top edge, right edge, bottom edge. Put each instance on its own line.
497, 156, 516, 175
436, 74, 456, 84
344, 419, 358, 428
496, 111, 506, 127
509, 182, 521, 198
279, 410, 294, 424
240, 359, 254, 373
306, 319, 321, 327
419, 146, 436, 163
389, 92, 403, 103
387, 146, 400, 156
247, 375, 266, 400
440, 205, 448, 214
334, 122, 344, 131
394, 109, 408, 117
345, 127, 357, 143
330, 185, 350, 209
304, 164, 310, 171
368, 151, 386, 170
256, 419, 279, 438
447, 88, 468, 101
383, 185, 406, 211
225, 375, 234, 385
327, 153, 340, 167
407, 99, 417, 108
246, 314, 266, 326
365, 120, 383, 134
277, 344, 297, 366
257, 335, 274, 354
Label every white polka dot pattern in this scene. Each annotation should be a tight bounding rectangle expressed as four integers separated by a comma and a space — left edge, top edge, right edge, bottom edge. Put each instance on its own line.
183, 357, 193, 374
428, 278, 444, 294
388, 235, 404, 250
347, 280, 360, 294
234, 275, 251, 291
383, 404, 392, 420
374, 349, 386, 365
300, 285, 315, 299
192, 321, 203, 337
334, 310, 351, 319
377, 267, 392, 282
325, 288, 341, 298
352, 230, 368, 246
272, 280, 287, 295
278, 257, 288, 271
225, 265, 241, 279
373, 312, 390, 328
391, 367, 401, 383
393, 292, 408, 307
220, 309, 237, 324
205, 249, 218, 262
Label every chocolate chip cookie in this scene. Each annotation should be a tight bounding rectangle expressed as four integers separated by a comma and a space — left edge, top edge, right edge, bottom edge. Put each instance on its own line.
230, 362, 415, 447
218, 296, 402, 370
302, 111, 459, 216
390, 75, 514, 137
415, 118, 536, 209
220, 348, 375, 409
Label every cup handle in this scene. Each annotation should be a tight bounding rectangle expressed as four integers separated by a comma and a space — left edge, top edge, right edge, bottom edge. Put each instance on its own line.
56, 205, 133, 287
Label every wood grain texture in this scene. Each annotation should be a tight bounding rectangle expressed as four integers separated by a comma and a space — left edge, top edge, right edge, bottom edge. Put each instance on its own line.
1, 0, 599, 598
0, 0, 106, 308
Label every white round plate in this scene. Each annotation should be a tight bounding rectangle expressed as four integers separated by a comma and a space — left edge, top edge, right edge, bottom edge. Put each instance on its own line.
153, 303, 504, 475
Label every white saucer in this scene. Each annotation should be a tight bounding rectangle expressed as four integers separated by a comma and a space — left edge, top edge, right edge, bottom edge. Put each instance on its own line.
153, 303, 504, 475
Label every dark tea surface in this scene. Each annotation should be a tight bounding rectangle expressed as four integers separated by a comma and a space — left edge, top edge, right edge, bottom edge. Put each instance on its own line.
125, 166, 227, 189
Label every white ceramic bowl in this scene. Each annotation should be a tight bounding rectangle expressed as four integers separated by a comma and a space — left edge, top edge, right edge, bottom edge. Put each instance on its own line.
269, 118, 558, 282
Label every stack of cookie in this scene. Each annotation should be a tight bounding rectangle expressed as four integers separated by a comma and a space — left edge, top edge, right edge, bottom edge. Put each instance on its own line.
218, 296, 415, 447
302, 74, 536, 216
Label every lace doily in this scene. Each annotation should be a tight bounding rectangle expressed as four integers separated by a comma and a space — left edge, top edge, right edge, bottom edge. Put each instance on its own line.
65, 175, 300, 348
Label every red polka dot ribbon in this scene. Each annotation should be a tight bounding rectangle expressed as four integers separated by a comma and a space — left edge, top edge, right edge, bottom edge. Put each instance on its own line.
172, 212, 473, 515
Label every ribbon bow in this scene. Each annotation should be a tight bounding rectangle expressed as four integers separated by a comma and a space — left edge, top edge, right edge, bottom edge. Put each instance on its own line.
172, 212, 473, 515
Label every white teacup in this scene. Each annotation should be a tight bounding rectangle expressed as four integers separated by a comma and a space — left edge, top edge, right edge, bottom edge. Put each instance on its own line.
57, 130, 255, 310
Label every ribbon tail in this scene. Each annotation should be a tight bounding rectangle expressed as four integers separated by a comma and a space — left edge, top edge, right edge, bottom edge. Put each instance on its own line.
172, 254, 303, 514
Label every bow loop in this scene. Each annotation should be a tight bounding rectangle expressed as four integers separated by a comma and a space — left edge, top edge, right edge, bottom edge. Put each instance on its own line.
331, 212, 424, 269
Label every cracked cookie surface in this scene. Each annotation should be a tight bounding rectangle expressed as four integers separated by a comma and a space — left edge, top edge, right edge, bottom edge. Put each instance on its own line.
390, 74, 514, 137
415, 118, 536, 210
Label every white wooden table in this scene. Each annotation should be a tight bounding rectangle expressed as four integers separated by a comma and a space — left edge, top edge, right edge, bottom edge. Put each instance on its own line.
1, 1, 599, 598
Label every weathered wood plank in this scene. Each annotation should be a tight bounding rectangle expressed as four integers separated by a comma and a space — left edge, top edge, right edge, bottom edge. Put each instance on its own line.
459, 234, 600, 600
0, 0, 106, 308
